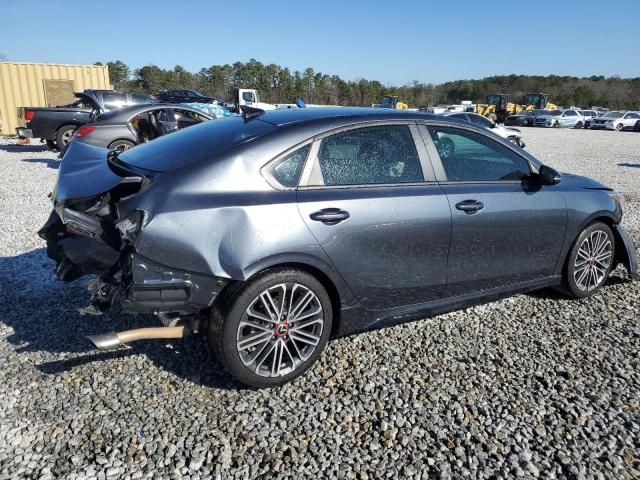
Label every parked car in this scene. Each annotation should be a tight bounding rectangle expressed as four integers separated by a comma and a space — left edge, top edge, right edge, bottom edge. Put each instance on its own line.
579, 110, 601, 128
67, 104, 214, 153
444, 112, 525, 147
590, 111, 624, 130
18, 90, 157, 150
154, 89, 218, 104
39, 108, 638, 387
534, 109, 585, 128
603, 111, 640, 131
504, 110, 536, 127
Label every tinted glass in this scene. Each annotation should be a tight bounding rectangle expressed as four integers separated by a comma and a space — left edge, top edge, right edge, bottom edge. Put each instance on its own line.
101, 92, 127, 109
564, 110, 577, 116
272, 144, 311, 187
131, 94, 156, 104
427, 126, 530, 182
604, 111, 623, 118
315, 125, 423, 186
118, 117, 276, 172
469, 114, 494, 127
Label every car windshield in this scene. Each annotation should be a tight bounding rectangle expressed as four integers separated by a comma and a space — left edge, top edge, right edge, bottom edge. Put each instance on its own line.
603, 111, 623, 118
117, 116, 276, 172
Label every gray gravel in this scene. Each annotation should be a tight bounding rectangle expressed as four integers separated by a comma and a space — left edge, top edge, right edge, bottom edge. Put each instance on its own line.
0, 130, 639, 480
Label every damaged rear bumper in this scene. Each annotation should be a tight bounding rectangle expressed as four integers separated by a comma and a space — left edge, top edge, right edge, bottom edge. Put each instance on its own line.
39, 209, 229, 315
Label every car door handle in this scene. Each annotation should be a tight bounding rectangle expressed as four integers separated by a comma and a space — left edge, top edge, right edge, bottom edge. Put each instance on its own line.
455, 200, 484, 214
309, 208, 350, 224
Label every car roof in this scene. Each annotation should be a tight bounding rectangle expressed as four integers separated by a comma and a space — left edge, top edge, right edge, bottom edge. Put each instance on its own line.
255, 107, 439, 127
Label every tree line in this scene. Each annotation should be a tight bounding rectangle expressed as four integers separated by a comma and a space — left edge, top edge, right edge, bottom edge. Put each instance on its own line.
96, 59, 640, 109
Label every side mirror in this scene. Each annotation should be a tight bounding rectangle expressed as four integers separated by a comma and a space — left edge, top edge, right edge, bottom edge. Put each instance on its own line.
538, 165, 561, 185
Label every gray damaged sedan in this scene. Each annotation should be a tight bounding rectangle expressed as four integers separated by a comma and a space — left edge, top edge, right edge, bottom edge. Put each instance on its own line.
40, 108, 638, 387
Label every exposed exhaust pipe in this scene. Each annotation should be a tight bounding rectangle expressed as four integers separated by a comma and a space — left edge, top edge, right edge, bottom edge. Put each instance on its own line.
87, 325, 188, 350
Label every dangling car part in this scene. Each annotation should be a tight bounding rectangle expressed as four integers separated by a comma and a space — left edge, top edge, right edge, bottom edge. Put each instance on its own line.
40, 109, 638, 388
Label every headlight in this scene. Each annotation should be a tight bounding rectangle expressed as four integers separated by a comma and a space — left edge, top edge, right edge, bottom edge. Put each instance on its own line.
609, 192, 625, 212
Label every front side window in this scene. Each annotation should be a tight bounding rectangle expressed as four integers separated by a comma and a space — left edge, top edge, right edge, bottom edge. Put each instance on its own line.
313, 125, 423, 186
427, 126, 531, 182
271, 144, 311, 187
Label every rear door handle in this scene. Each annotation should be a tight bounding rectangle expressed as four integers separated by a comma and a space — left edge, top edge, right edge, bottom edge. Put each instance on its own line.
309, 208, 350, 225
455, 200, 484, 214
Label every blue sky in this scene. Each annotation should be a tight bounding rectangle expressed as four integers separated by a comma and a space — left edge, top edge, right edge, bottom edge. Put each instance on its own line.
1, 0, 638, 84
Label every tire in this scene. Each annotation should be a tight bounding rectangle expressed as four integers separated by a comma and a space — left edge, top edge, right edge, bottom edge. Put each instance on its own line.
209, 268, 333, 387
553, 121, 560, 128
615, 123, 624, 132
55, 125, 77, 150
634, 121, 640, 132
574, 121, 583, 129
45, 140, 57, 150
563, 222, 615, 299
108, 139, 135, 152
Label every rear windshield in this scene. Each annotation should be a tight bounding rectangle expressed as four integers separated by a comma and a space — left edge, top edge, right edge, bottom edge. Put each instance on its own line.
117, 116, 276, 172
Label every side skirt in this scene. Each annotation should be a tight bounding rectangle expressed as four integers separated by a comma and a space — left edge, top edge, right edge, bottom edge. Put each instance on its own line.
336, 275, 562, 337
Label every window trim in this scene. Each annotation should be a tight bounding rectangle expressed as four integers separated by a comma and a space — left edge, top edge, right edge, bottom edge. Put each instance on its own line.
416, 122, 538, 184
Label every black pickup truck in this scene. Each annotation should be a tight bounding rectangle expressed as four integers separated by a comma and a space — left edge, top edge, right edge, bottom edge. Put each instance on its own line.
18, 90, 156, 150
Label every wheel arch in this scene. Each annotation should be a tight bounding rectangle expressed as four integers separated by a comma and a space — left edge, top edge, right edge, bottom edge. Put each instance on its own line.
238, 254, 357, 337
558, 212, 625, 276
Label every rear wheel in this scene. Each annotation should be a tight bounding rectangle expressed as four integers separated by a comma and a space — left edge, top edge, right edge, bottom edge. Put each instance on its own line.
108, 139, 135, 152
56, 125, 76, 150
210, 268, 333, 387
574, 121, 583, 129
634, 121, 640, 132
564, 222, 615, 298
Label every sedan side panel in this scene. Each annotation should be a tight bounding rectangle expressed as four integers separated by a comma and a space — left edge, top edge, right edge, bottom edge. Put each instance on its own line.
297, 185, 451, 310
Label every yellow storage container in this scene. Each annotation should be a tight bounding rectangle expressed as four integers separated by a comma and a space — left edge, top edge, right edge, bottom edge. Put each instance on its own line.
0, 62, 111, 136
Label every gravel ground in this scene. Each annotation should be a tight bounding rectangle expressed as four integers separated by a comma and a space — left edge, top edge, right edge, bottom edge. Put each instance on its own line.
0, 130, 639, 480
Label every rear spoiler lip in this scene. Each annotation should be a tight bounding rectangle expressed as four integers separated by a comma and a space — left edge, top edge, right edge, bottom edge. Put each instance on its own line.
107, 150, 159, 178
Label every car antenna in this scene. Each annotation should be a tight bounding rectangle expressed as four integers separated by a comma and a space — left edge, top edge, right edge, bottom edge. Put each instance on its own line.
240, 105, 265, 121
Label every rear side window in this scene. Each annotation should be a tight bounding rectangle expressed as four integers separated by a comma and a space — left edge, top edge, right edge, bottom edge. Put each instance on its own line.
427, 126, 530, 182
313, 125, 423, 186
131, 93, 156, 104
101, 92, 127, 110
271, 144, 311, 187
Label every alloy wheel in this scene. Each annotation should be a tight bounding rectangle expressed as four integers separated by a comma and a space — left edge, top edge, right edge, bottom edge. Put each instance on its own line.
573, 230, 612, 292
236, 283, 324, 377
61, 129, 74, 145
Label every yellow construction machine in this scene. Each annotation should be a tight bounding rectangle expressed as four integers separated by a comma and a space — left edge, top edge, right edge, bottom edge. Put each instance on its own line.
522, 93, 558, 111
475, 94, 521, 123
372, 95, 408, 110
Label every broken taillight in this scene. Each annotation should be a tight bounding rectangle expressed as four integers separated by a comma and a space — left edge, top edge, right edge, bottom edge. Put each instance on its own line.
24, 110, 36, 122
74, 126, 96, 138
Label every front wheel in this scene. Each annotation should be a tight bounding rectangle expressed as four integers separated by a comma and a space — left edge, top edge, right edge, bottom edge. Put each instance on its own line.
564, 222, 615, 298
108, 139, 135, 152
615, 123, 624, 131
210, 269, 332, 387
553, 121, 560, 128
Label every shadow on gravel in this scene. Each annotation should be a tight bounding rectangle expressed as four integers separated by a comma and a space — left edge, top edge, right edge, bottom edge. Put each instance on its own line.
0, 144, 49, 153
0, 248, 239, 390
526, 274, 629, 300
618, 162, 640, 168
21, 157, 60, 169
